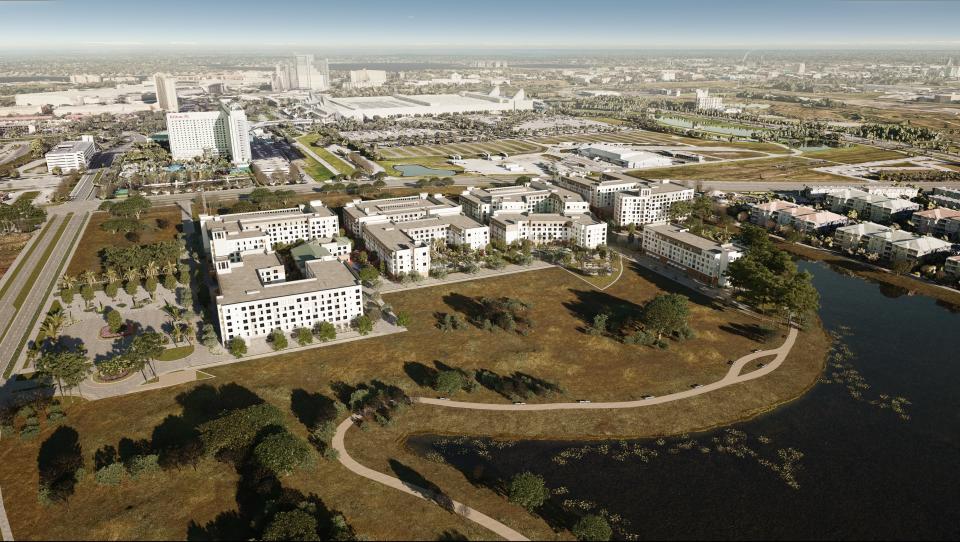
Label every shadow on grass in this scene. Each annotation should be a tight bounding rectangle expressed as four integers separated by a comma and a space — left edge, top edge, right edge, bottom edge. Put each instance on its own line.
38, 425, 83, 503
290, 388, 338, 430
389, 459, 455, 512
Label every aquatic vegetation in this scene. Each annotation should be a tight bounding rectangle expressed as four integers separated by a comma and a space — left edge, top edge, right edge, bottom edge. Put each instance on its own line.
551, 441, 659, 466
819, 331, 912, 421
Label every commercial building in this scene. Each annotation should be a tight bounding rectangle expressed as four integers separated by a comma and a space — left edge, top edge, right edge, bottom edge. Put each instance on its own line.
347, 69, 387, 89
489, 212, 607, 249
200, 202, 362, 343
460, 181, 587, 223
166, 102, 252, 165
285, 54, 329, 92
316, 87, 534, 120
613, 180, 696, 227
154, 73, 179, 112
45, 136, 95, 173
575, 144, 673, 169
641, 223, 742, 287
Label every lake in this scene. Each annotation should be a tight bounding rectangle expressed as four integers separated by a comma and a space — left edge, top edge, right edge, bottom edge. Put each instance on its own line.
394, 164, 457, 177
408, 261, 960, 539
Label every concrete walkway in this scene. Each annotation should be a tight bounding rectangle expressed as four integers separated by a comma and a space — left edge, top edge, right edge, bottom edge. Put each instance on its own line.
294, 141, 343, 176
333, 327, 797, 540
332, 417, 529, 542
378, 260, 553, 294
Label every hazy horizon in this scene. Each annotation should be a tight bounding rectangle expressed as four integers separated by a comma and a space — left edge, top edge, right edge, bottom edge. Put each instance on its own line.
1, 0, 959, 51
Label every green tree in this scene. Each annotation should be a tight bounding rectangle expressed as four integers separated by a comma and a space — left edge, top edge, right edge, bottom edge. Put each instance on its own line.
36, 350, 92, 397
508, 471, 549, 511
80, 285, 95, 306
589, 313, 608, 336
253, 431, 313, 476
434, 370, 466, 394
294, 327, 313, 346
573, 515, 612, 541
124, 280, 139, 297
269, 328, 289, 351
144, 276, 158, 297
314, 321, 336, 342
163, 273, 177, 291
358, 265, 380, 285
352, 315, 373, 336
198, 403, 285, 456
641, 293, 690, 341
228, 336, 247, 357
60, 287, 74, 304
106, 308, 123, 334
200, 323, 219, 349
128, 331, 166, 376
262, 509, 319, 542
104, 281, 119, 299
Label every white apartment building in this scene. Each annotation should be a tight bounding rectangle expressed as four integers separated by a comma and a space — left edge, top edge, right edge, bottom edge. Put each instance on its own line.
166, 102, 252, 165
613, 181, 696, 227
200, 202, 361, 343
555, 173, 640, 210
215, 254, 363, 343
153, 73, 179, 112
912, 207, 960, 238
45, 136, 95, 173
825, 189, 920, 223
199, 201, 340, 260
342, 193, 462, 235
361, 215, 489, 277
642, 223, 742, 287
695, 89, 723, 111
489, 212, 607, 249
945, 255, 960, 277
834, 222, 892, 252
460, 181, 588, 223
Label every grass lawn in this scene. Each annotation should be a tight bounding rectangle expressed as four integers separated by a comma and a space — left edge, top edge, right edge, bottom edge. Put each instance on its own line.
14, 191, 40, 203
378, 140, 545, 161
66, 206, 182, 276
377, 156, 465, 177
157, 344, 195, 361
295, 135, 356, 175
801, 144, 906, 164
0, 265, 829, 540
0, 232, 34, 284
632, 156, 852, 183
295, 157, 334, 182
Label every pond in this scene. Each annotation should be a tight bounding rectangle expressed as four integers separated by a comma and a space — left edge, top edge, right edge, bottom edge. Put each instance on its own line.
394, 164, 457, 177
408, 261, 960, 539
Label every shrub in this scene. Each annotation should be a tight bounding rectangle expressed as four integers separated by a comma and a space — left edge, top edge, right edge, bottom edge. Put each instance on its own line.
104, 281, 119, 299
106, 309, 123, 333
163, 274, 177, 291
127, 454, 161, 478
573, 514, 612, 541
434, 370, 466, 394
314, 321, 336, 342
18, 405, 36, 418
508, 472, 549, 511
94, 463, 125, 486
294, 327, 313, 346
60, 287, 74, 304
269, 329, 288, 351
228, 336, 247, 357
395, 311, 411, 327
253, 431, 313, 476
19, 424, 40, 440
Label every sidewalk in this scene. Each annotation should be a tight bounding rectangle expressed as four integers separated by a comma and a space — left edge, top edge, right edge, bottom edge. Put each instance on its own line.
378, 260, 553, 294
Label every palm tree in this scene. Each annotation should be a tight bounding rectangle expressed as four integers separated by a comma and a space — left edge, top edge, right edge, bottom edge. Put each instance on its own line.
144, 260, 159, 279
103, 268, 119, 286
123, 267, 141, 284
59, 274, 77, 291
162, 261, 177, 279
80, 270, 98, 289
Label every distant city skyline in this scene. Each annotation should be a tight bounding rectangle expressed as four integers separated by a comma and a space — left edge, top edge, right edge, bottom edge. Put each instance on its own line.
2, 0, 960, 51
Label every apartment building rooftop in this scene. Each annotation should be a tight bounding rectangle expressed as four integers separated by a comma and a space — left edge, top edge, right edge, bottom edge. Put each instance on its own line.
217, 254, 357, 305
914, 207, 960, 220
644, 222, 737, 254
343, 193, 459, 220
491, 212, 602, 226
837, 221, 892, 235
205, 204, 334, 235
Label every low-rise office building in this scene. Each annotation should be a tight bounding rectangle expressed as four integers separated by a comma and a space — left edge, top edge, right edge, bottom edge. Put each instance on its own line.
641, 223, 742, 287
489, 212, 607, 249
45, 136, 96, 173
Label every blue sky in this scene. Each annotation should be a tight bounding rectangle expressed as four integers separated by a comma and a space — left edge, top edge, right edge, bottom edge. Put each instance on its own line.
1, 0, 959, 51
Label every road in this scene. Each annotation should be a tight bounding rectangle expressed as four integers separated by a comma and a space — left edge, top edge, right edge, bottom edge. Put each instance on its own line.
333, 327, 797, 539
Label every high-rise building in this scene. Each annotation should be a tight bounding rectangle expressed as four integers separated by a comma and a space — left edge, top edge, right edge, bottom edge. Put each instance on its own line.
154, 73, 179, 112
166, 102, 251, 165
695, 88, 723, 111
347, 69, 387, 89
293, 54, 314, 89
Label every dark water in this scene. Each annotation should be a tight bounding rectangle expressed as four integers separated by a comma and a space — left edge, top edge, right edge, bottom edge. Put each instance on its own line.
408, 261, 960, 539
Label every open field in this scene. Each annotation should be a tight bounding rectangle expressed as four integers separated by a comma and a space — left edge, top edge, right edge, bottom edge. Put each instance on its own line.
632, 155, 851, 183
378, 139, 546, 160
0, 265, 829, 540
377, 156, 466, 177
801, 145, 907, 164
66, 205, 182, 275
531, 129, 691, 146
0, 232, 32, 282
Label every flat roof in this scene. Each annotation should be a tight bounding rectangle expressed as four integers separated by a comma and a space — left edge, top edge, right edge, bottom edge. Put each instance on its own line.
46, 139, 94, 156
217, 253, 357, 305
645, 222, 736, 253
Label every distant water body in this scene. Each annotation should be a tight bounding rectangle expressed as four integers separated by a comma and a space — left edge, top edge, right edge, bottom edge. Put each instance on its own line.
410, 261, 960, 539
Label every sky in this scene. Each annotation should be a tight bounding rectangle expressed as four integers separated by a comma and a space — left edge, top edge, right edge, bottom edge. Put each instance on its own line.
1, 0, 960, 51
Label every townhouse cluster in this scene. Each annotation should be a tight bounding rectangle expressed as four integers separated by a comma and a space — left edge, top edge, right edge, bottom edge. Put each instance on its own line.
834, 221, 954, 264
750, 200, 850, 233
199, 201, 361, 344
824, 188, 921, 223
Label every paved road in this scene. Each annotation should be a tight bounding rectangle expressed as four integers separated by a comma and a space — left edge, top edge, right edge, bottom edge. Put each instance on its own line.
334, 328, 797, 540
0, 212, 89, 376
332, 417, 530, 542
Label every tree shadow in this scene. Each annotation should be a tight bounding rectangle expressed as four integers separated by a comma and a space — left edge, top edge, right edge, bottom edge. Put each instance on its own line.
562, 288, 646, 335
389, 459, 454, 512
438, 530, 469, 541
474, 369, 562, 401
37, 425, 83, 503
403, 361, 438, 388
441, 292, 484, 323
626, 261, 717, 307
719, 322, 779, 343
290, 388, 337, 430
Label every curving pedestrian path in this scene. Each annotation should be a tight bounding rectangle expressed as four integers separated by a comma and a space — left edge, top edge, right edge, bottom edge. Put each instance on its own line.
333, 327, 798, 540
